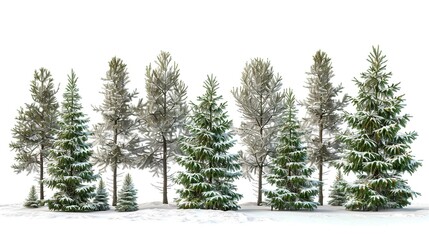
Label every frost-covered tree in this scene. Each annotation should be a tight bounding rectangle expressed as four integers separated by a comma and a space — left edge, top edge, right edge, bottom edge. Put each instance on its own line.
10, 68, 59, 201
175, 75, 242, 210
328, 170, 348, 206
338, 46, 421, 211
93, 178, 110, 211
116, 173, 138, 212
301, 50, 347, 205
24, 186, 39, 208
232, 58, 285, 206
92, 57, 140, 206
265, 89, 319, 211
45, 70, 98, 212
139, 51, 188, 204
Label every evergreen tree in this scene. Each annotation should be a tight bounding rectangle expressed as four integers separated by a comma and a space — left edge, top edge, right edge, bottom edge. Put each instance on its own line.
116, 173, 138, 212
139, 51, 188, 204
328, 170, 348, 206
45, 70, 98, 212
301, 50, 348, 205
24, 186, 39, 208
10, 68, 59, 201
93, 57, 140, 206
265, 89, 319, 211
232, 58, 285, 206
93, 178, 110, 211
175, 75, 242, 211
338, 46, 421, 211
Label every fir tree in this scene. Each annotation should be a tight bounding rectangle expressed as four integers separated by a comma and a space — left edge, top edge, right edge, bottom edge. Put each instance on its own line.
93, 57, 140, 206
116, 173, 138, 212
265, 89, 319, 211
139, 51, 188, 204
24, 186, 39, 208
10, 68, 59, 201
45, 70, 98, 212
328, 171, 348, 206
232, 58, 285, 206
301, 50, 348, 205
93, 178, 110, 211
175, 75, 242, 211
338, 46, 421, 211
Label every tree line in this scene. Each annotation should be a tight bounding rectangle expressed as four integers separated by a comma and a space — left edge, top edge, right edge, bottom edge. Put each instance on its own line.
11, 46, 421, 212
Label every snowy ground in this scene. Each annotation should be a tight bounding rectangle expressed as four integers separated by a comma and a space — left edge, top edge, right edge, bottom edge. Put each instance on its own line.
1, 202, 428, 240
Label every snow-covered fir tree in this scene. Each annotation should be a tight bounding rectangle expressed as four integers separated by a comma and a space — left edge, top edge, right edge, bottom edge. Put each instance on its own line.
92, 57, 140, 206
175, 75, 242, 211
116, 173, 138, 212
328, 171, 348, 206
24, 186, 39, 208
338, 46, 421, 211
231, 58, 285, 206
301, 50, 348, 205
93, 178, 110, 211
10, 68, 59, 202
139, 51, 188, 204
265, 89, 319, 211
45, 70, 98, 212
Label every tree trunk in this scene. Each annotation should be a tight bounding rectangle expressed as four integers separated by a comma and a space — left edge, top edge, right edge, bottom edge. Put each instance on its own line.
318, 162, 323, 206
162, 135, 168, 204
112, 163, 117, 206
40, 144, 44, 201
318, 121, 323, 206
257, 165, 263, 206
112, 127, 118, 206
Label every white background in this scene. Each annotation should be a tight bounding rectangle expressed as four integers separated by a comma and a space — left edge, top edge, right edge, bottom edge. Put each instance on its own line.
0, 0, 427, 205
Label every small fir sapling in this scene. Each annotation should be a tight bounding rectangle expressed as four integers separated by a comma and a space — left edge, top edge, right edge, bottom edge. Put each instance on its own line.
328, 171, 348, 206
116, 173, 138, 212
24, 185, 39, 208
93, 178, 110, 211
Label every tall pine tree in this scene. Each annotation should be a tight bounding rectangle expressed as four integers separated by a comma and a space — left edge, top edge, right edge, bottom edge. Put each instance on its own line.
10, 68, 59, 201
92, 57, 140, 206
232, 58, 285, 206
139, 51, 188, 204
175, 75, 242, 211
301, 50, 347, 205
265, 89, 319, 211
45, 70, 98, 212
338, 46, 421, 211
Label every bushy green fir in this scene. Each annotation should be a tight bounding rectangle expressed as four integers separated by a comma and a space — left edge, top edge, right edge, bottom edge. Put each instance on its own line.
45, 70, 98, 212
24, 186, 39, 208
328, 171, 348, 206
338, 47, 421, 211
265, 89, 319, 211
93, 178, 110, 211
176, 75, 242, 211
116, 173, 138, 212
